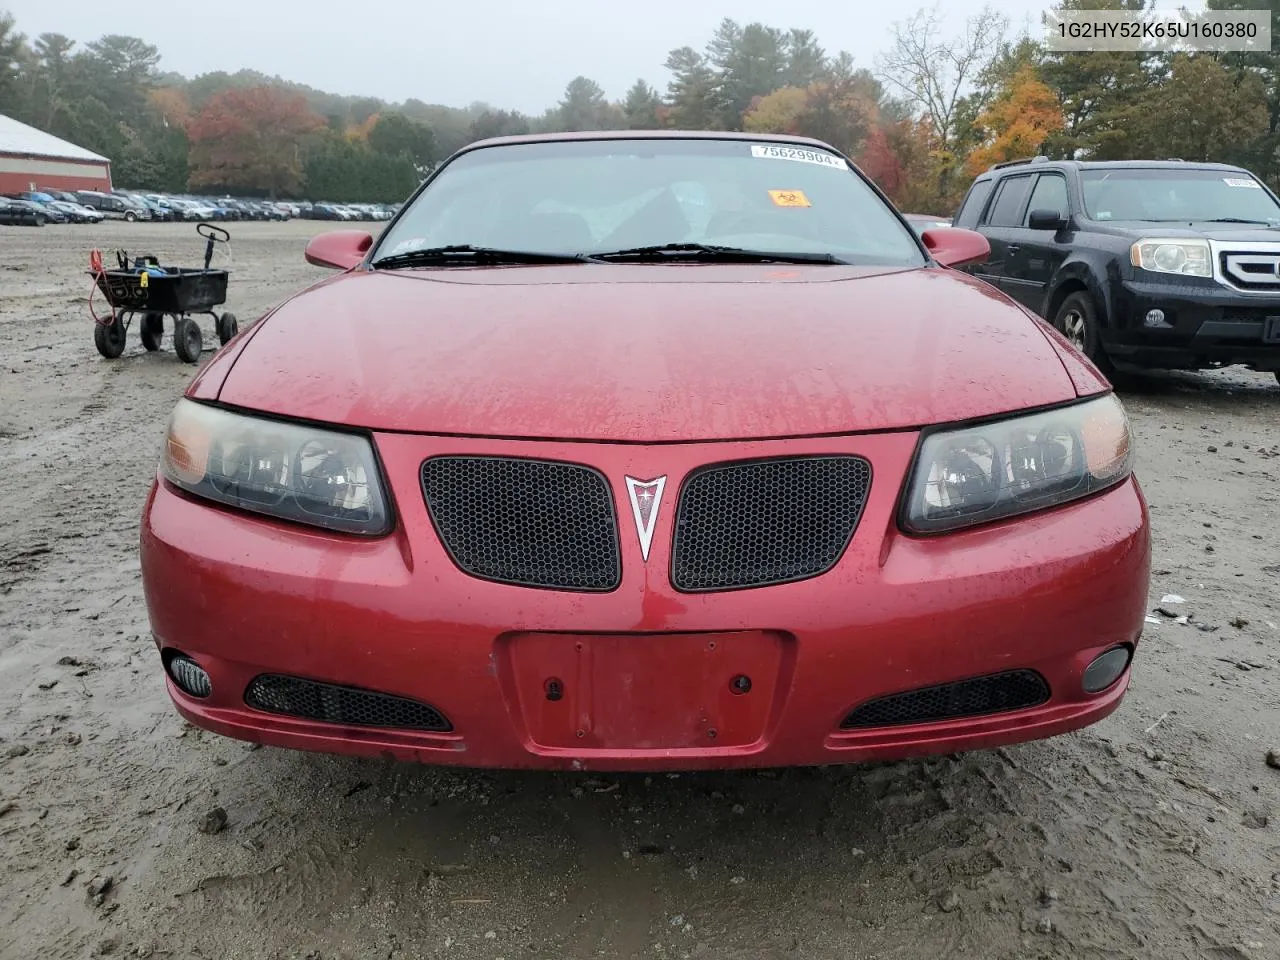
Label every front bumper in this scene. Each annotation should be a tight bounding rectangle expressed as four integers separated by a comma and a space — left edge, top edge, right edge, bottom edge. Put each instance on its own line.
1109, 279, 1280, 370
140, 431, 1151, 771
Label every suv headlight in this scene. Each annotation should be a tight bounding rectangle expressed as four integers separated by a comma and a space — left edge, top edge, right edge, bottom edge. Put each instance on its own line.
902, 394, 1133, 534
161, 399, 392, 535
1130, 239, 1211, 278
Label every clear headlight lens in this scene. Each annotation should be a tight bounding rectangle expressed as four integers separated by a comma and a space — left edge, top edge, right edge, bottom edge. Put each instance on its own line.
903, 394, 1133, 534
1129, 239, 1211, 277
161, 399, 391, 535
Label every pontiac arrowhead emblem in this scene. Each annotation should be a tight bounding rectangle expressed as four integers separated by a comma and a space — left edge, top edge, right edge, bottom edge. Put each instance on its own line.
624, 476, 666, 561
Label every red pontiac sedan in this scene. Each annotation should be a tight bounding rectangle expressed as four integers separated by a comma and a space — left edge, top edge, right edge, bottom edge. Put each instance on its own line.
140, 132, 1150, 771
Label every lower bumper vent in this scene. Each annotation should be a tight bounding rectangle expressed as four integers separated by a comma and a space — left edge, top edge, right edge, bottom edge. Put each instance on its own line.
840, 670, 1050, 729
245, 675, 451, 732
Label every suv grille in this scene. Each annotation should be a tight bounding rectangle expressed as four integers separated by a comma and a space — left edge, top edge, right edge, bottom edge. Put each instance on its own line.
1220, 251, 1280, 292
671, 456, 872, 591
840, 670, 1050, 729
245, 674, 451, 731
421, 456, 621, 591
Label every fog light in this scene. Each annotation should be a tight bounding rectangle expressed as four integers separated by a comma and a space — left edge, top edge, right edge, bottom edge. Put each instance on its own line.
168, 654, 212, 698
1143, 309, 1170, 328
1082, 645, 1132, 694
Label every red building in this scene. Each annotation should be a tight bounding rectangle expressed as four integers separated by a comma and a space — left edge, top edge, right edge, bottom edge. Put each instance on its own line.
0, 113, 112, 194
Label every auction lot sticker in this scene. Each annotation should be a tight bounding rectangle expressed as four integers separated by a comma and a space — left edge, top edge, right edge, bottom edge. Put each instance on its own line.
750, 144, 847, 169
768, 190, 812, 207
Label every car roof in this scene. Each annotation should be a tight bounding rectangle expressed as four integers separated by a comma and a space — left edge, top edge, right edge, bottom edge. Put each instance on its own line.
463, 128, 842, 153
975, 158, 1252, 181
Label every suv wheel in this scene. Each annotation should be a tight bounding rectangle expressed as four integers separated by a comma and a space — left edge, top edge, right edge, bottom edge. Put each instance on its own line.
1054, 292, 1114, 377
124, 210, 137, 222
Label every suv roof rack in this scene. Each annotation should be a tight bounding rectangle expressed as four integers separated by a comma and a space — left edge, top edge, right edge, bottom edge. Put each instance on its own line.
989, 156, 1051, 170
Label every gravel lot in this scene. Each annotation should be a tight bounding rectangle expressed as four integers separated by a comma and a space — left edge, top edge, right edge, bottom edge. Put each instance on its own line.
1, 220, 1278, 960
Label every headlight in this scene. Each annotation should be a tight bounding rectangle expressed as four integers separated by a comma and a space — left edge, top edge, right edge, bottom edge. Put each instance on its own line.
1129, 239, 1211, 278
902, 394, 1133, 534
161, 399, 391, 535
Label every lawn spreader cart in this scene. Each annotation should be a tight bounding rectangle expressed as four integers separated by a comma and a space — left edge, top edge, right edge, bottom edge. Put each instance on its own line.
90, 223, 238, 364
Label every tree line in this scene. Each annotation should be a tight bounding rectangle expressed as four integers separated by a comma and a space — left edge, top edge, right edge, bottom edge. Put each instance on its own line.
1, 0, 1278, 209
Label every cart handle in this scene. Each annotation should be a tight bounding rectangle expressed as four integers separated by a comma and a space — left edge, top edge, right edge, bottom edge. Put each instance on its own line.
197, 222, 230, 242
197, 222, 230, 269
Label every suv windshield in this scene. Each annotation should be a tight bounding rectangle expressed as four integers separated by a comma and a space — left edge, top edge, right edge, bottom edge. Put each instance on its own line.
1081, 168, 1280, 222
376, 138, 924, 266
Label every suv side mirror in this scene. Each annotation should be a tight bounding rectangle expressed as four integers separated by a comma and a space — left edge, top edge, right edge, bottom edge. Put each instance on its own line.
1028, 208, 1068, 231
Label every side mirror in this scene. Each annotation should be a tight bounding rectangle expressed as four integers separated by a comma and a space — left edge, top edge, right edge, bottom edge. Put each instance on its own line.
305, 229, 373, 270
921, 226, 990, 268
1027, 208, 1068, 231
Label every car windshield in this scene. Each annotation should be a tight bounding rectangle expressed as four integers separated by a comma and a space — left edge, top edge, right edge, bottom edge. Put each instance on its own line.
1081, 168, 1280, 222
375, 138, 925, 266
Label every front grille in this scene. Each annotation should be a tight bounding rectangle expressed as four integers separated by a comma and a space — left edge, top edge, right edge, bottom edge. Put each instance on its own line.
840, 670, 1050, 729
671, 456, 871, 591
1220, 251, 1280, 292
245, 674, 451, 731
421, 456, 620, 591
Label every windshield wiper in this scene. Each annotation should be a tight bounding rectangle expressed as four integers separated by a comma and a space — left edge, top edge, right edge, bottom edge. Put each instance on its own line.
372, 245, 596, 269
591, 242, 847, 264
1200, 217, 1280, 225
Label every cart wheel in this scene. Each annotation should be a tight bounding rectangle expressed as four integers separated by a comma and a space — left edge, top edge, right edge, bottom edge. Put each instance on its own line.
215, 311, 238, 345
173, 318, 203, 364
94, 314, 127, 359
140, 312, 164, 351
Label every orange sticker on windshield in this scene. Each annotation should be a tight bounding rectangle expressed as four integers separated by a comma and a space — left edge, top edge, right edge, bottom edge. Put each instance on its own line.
768, 189, 811, 207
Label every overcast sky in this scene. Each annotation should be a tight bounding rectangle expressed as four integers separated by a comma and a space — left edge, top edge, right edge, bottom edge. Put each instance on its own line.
4, 0, 1175, 114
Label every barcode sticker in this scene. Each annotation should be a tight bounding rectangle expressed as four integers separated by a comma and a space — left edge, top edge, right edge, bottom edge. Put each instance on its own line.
750, 144, 847, 169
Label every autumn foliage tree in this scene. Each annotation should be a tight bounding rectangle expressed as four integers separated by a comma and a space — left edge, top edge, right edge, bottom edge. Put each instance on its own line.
743, 70, 880, 156
798, 71, 880, 157
187, 85, 325, 195
743, 86, 809, 134
877, 117, 942, 211
856, 126, 902, 196
965, 66, 1064, 176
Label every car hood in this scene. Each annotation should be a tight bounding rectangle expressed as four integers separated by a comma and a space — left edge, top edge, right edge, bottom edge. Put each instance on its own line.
217, 264, 1082, 441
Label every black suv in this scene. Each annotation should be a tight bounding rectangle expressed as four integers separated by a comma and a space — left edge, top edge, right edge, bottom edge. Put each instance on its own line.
954, 158, 1280, 384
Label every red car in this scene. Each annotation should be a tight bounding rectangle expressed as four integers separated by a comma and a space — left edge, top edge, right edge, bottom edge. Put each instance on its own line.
140, 131, 1150, 771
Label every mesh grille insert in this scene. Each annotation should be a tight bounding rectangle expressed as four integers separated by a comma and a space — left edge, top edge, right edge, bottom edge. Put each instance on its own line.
840, 670, 1050, 729
421, 456, 620, 591
671, 456, 871, 591
245, 675, 451, 731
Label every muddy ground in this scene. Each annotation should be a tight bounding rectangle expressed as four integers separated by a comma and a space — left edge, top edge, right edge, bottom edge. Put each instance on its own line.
1, 220, 1277, 960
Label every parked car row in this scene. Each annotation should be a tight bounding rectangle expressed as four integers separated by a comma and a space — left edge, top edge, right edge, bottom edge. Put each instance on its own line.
302, 202, 398, 221
0, 196, 55, 225
1, 189, 401, 226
